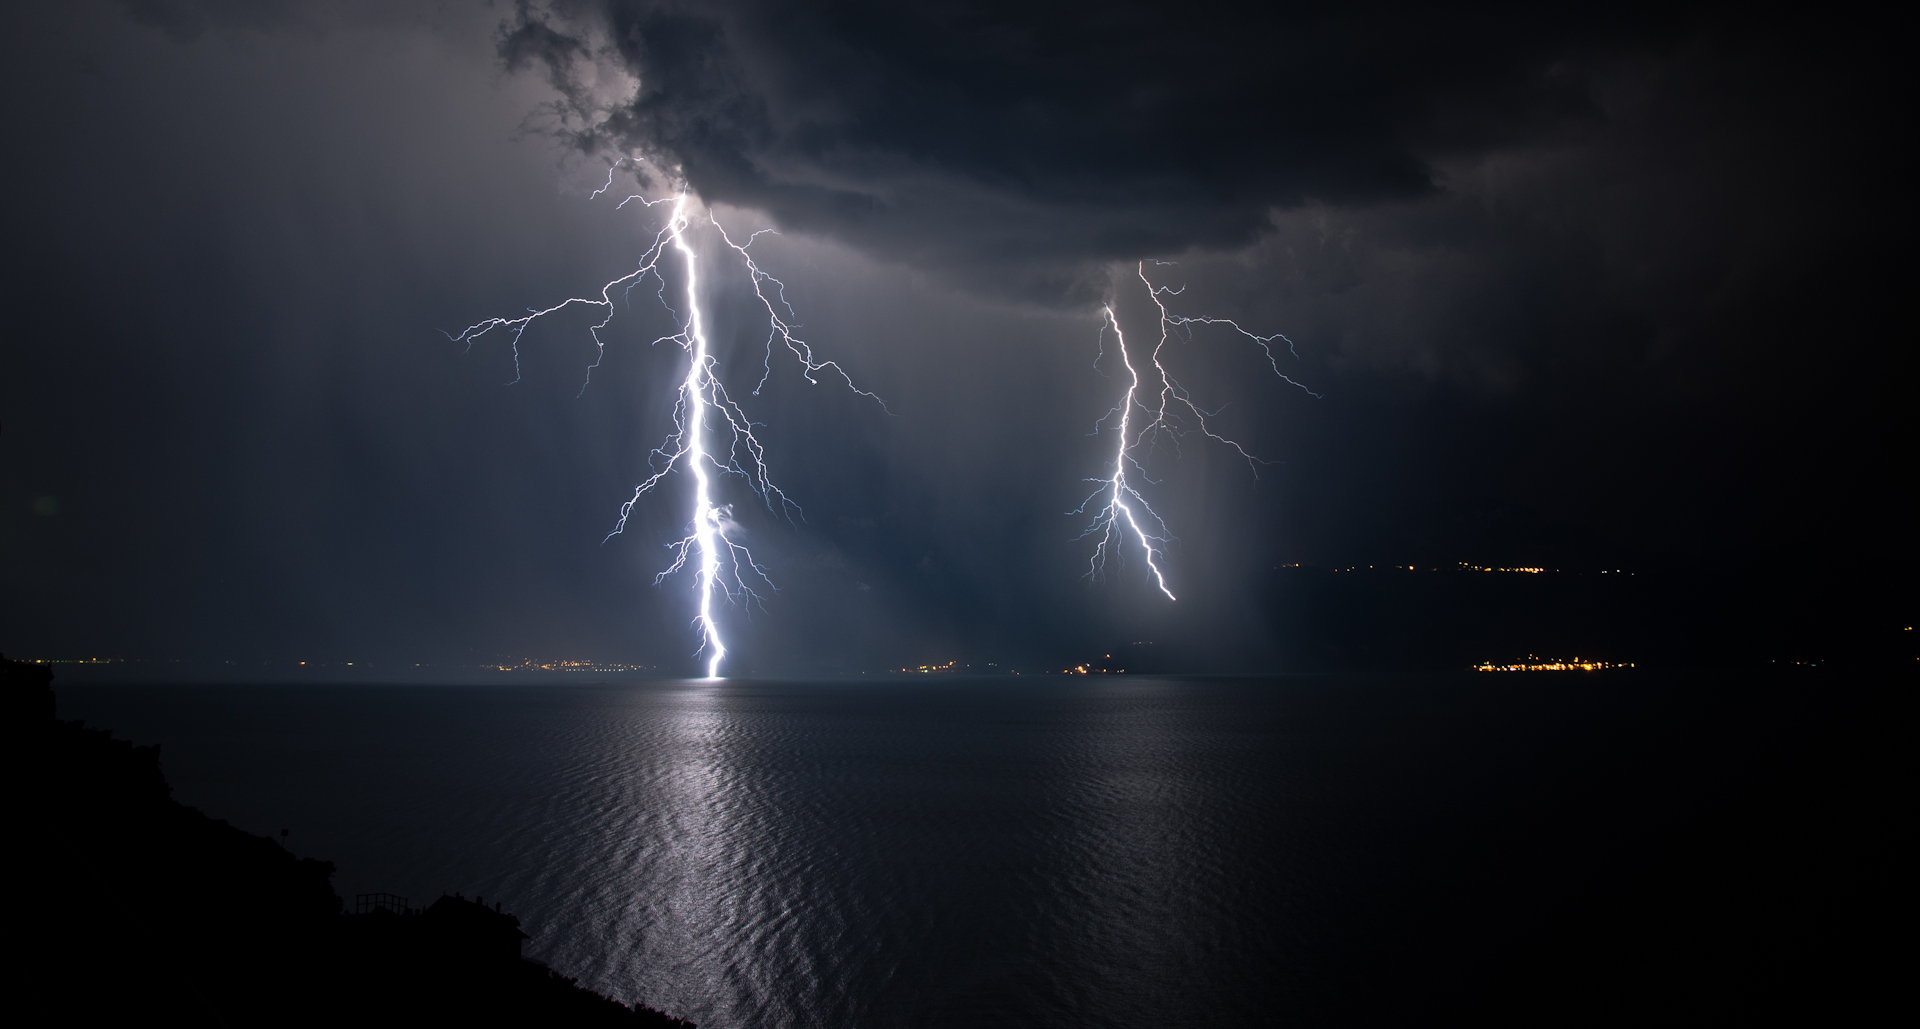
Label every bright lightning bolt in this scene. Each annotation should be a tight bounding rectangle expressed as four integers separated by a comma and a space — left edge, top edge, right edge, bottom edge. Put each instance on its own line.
448, 164, 881, 678
1075, 262, 1317, 597
663, 193, 730, 677
1074, 305, 1178, 599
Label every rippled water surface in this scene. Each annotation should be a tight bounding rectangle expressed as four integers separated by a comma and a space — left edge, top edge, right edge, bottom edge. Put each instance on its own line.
56, 674, 1803, 1027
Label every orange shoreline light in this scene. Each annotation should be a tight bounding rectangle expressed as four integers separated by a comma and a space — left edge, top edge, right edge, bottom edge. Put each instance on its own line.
1472, 656, 1634, 672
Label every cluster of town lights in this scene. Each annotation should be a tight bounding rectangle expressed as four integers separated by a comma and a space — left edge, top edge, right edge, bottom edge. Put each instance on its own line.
1473, 656, 1634, 672
484, 659, 653, 673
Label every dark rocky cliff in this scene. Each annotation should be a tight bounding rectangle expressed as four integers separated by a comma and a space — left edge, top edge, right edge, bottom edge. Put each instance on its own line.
6, 655, 693, 1027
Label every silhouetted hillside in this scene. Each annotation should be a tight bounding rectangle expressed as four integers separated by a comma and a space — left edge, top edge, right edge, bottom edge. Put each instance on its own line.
6, 654, 693, 1027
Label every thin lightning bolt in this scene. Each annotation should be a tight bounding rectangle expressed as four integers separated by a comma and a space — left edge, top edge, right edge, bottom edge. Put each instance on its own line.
1075, 262, 1317, 597
1073, 306, 1177, 599
712, 221, 893, 412
448, 165, 880, 678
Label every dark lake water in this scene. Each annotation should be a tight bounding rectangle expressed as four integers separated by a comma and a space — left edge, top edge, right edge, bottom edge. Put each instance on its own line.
54, 672, 1847, 1026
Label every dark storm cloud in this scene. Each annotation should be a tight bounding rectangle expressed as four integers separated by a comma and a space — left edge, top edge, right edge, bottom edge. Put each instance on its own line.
505, 0, 1694, 293
2, 0, 1906, 677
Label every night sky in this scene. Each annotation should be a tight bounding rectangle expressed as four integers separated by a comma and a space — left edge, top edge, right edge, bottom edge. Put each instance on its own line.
2, 1, 1907, 676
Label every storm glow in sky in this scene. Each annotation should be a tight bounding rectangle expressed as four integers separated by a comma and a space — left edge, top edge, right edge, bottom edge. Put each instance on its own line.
0, 1, 1906, 675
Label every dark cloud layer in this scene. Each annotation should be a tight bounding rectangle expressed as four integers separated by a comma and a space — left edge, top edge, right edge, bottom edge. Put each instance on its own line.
509, 0, 1714, 293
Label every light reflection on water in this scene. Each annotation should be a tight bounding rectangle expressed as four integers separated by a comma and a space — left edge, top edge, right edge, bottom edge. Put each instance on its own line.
53, 674, 1672, 1027
539, 679, 1265, 1028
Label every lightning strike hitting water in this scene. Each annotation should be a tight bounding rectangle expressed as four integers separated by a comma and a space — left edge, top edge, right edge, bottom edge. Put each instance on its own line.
1074, 262, 1318, 597
448, 168, 880, 677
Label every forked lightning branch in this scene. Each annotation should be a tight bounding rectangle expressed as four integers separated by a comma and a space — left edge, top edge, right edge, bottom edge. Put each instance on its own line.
452, 170, 1309, 674
448, 165, 881, 678
1074, 262, 1318, 599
